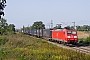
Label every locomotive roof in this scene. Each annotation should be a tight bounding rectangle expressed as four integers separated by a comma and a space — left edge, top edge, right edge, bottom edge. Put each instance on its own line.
52, 28, 77, 31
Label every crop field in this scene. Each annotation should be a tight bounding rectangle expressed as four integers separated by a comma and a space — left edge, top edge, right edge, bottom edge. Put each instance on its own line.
77, 31, 90, 38
0, 33, 90, 60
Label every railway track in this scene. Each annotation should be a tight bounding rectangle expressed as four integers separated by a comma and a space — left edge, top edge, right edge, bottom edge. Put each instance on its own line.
34, 35, 90, 55
36, 36, 90, 55
72, 46, 90, 55
29, 34, 90, 55
47, 41, 90, 55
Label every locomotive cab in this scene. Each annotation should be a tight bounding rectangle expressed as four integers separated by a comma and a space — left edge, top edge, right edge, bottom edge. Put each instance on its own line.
52, 28, 78, 44
66, 30, 78, 44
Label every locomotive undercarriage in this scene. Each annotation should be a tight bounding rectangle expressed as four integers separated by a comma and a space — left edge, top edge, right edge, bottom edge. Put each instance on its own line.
49, 38, 78, 45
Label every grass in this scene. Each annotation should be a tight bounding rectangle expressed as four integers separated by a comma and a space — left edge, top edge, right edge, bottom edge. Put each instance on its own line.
0, 36, 9, 45
78, 36, 90, 44
0, 33, 90, 60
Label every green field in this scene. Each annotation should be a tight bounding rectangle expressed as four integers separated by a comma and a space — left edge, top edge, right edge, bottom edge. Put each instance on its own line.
0, 33, 90, 60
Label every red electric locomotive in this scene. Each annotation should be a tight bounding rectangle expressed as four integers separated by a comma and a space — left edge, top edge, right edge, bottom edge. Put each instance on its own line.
52, 29, 78, 44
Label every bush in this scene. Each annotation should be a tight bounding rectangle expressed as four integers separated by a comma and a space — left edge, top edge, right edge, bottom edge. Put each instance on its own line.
0, 36, 9, 45
84, 36, 90, 44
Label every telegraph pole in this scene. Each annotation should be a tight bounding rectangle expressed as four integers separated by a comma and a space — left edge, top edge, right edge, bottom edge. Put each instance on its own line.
51, 20, 53, 29
72, 22, 75, 29
22, 25, 24, 33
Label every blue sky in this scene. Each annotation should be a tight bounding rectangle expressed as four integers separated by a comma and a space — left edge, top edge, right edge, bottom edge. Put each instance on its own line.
3, 0, 90, 28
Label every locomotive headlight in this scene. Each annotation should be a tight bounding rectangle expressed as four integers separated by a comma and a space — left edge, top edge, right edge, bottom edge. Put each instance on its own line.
67, 36, 70, 38
74, 36, 77, 38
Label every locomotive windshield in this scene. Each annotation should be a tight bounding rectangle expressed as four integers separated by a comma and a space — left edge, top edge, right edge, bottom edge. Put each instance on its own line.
67, 31, 76, 34
72, 31, 76, 34
67, 31, 72, 34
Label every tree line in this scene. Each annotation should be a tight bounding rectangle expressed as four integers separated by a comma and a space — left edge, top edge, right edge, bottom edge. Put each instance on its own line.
21, 21, 45, 32
21, 21, 90, 32
0, 18, 15, 35
53, 24, 90, 31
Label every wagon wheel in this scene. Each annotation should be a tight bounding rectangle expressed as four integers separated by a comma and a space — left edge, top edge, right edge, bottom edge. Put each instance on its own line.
59, 41, 61, 44
63, 41, 67, 45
